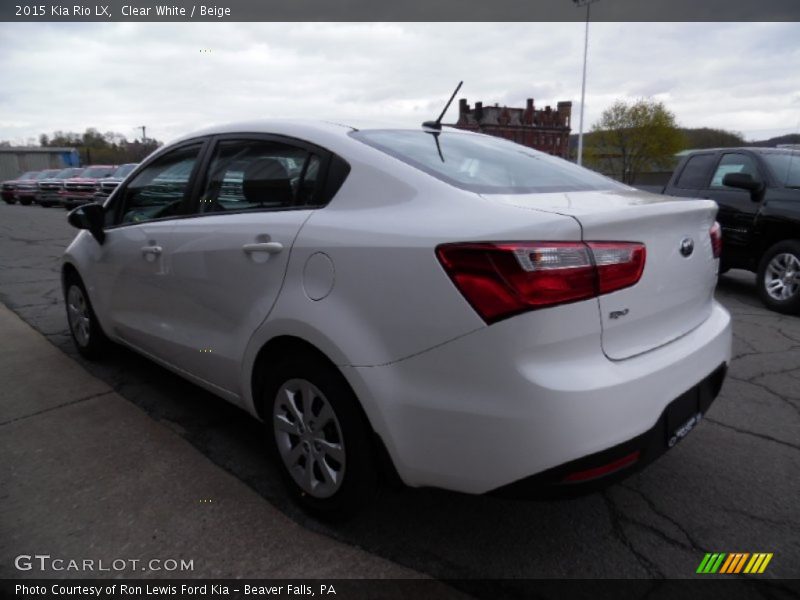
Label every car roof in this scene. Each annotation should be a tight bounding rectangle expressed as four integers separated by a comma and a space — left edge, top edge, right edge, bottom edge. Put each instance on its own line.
171, 119, 354, 143
169, 119, 480, 145
685, 147, 800, 155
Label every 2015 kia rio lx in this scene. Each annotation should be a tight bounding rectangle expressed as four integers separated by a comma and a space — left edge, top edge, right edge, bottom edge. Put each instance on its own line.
63, 120, 732, 516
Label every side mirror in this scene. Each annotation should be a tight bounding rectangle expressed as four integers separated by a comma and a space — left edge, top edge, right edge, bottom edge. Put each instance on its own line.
722, 172, 765, 201
68, 203, 105, 244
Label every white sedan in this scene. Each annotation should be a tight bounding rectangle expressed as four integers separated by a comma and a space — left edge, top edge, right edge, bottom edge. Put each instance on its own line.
62, 120, 732, 516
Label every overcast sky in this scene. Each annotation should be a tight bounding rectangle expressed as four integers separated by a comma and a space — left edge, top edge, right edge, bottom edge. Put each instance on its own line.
0, 22, 798, 146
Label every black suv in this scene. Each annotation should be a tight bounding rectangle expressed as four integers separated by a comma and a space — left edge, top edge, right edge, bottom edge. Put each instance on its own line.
664, 147, 800, 314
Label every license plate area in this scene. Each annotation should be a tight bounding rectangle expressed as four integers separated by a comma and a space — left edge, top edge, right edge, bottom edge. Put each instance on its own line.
666, 385, 702, 448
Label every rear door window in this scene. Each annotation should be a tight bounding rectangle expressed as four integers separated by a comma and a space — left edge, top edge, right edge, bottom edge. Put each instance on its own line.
197, 139, 322, 213
674, 154, 717, 189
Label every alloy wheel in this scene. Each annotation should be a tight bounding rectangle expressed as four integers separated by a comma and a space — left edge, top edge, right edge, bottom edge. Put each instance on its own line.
764, 252, 800, 301
273, 378, 346, 498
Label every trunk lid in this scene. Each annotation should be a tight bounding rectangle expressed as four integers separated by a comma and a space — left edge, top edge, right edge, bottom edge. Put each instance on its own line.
488, 189, 719, 360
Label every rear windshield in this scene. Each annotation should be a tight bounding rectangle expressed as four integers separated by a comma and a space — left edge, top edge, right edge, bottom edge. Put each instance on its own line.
352, 129, 626, 194
762, 152, 800, 188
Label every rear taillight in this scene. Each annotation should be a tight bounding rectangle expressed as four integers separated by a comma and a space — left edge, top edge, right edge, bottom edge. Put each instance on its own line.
710, 222, 722, 259
436, 241, 646, 324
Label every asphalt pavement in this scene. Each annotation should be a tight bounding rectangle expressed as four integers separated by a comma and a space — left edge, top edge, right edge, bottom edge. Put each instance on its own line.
0, 202, 798, 583
0, 303, 420, 581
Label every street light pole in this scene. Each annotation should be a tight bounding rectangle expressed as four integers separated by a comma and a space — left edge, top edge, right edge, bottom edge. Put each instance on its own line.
574, 0, 598, 166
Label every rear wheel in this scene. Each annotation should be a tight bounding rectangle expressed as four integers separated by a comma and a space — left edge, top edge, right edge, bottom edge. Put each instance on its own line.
263, 355, 377, 518
19, 198, 32, 206
64, 272, 111, 359
757, 240, 800, 314
3, 198, 15, 205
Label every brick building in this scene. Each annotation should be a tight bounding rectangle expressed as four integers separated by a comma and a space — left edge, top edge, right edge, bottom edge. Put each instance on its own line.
453, 98, 573, 159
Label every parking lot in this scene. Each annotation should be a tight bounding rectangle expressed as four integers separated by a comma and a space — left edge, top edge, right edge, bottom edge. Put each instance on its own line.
0, 201, 798, 583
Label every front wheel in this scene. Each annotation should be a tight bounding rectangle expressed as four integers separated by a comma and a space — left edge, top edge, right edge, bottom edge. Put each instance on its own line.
757, 240, 800, 314
19, 198, 32, 206
64, 272, 111, 359
263, 355, 377, 518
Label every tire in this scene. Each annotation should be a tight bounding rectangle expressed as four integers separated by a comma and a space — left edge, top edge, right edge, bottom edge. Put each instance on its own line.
262, 354, 377, 518
3, 198, 15, 205
40, 202, 52, 208
19, 198, 32, 206
63, 272, 111, 359
757, 240, 800, 315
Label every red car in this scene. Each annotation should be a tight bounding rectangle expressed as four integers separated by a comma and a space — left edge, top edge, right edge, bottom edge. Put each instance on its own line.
36, 167, 86, 207
16, 169, 62, 205
60, 165, 116, 210
2, 171, 40, 204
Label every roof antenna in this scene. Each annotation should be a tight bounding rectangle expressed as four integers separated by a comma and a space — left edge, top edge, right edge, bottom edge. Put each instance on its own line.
423, 81, 463, 131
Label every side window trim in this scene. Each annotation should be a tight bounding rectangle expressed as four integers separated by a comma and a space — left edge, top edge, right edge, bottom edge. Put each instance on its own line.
105, 137, 211, 229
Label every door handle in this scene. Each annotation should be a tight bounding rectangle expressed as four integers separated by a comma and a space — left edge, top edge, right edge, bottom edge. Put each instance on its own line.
141, 245, 162, 256
242, 242, 284, 255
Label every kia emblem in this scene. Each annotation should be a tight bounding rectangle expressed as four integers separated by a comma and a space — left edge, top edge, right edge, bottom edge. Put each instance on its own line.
680, 237, 694, 257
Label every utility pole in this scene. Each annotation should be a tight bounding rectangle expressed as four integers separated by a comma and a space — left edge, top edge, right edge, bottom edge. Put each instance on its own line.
573, 0, 599, 166
139, 126, 146, 143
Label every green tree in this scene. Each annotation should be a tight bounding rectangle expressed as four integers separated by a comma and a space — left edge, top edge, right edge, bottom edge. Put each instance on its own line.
586, 99, 685, 184
39, 128, 162, 164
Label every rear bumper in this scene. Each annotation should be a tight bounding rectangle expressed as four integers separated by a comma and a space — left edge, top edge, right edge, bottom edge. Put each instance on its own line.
495, 362, 727, 497
345, 300, 732, 494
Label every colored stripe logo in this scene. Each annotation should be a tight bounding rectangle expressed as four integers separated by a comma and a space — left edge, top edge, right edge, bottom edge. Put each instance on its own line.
696, 553, 773, 574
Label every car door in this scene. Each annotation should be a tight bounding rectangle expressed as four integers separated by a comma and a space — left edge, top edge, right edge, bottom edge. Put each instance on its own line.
701, 152, 765, 266
156, 135, 328, 397
91, 140, 208, 357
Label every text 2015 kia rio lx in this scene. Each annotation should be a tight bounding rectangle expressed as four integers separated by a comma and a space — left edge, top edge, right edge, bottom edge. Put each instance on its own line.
62, 120, 732, 516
